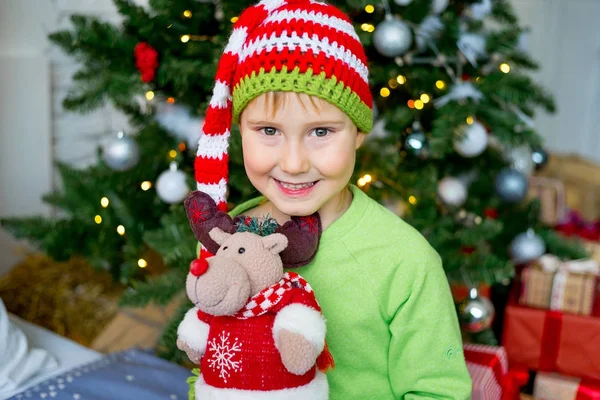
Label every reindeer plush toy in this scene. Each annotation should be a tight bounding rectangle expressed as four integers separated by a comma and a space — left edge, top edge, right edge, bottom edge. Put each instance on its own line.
177, 191, 333, 400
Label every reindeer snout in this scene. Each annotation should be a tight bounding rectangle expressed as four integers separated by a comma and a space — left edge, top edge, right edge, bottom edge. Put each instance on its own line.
189, 257, 209, 277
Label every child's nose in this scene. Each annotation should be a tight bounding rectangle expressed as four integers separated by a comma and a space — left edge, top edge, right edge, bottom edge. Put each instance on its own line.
280, 143, 310, 174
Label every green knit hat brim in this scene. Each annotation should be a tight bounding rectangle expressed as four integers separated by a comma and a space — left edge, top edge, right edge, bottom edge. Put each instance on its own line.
232, 66, 373, 134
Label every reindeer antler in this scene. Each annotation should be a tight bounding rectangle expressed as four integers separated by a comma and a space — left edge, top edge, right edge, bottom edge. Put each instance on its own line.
183, 191, 322, 268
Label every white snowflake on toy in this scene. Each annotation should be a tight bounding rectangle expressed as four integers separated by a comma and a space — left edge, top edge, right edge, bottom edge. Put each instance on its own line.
207, 331, 242, 383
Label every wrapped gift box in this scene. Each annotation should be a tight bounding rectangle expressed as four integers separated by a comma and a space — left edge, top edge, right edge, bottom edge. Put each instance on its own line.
528, 176, 567, 226
502, 303, 600, 382
533, 372, 600, 400
464, 344, 528, 400
537, 154, 600, 221
520, 255, 598, 316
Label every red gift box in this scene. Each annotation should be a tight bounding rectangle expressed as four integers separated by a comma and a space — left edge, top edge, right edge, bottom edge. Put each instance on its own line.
534, 372, 600, 400
502, 303, 600, 382
464, 344, 529, 400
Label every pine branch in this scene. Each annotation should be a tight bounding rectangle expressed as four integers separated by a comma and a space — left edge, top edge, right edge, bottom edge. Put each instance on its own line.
119, 269, 187, 307
155, 300, 191, 362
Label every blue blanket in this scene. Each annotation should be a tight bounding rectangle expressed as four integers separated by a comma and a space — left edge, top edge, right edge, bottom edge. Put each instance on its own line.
7, 349, 190, 400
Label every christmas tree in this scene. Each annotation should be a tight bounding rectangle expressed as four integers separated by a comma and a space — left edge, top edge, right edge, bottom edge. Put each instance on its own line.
1, 0, 586, 360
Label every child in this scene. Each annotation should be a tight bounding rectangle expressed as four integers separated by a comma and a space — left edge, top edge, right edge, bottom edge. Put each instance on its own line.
194, 0, 472, 398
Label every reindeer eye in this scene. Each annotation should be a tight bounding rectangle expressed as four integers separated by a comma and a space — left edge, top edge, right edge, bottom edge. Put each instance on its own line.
223, 246, 228, 250
238, 247, 245, 254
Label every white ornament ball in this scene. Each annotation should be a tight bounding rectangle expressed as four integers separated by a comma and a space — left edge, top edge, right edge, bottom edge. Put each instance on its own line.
454, 121, 488, 157
103, 131, 140, 171
156, 162, 190, 204
394, 0, 412, 4
373, 18, 412, 58
508, 144, 534, 176
432, 0, 449, 14
438, 177, 468, 207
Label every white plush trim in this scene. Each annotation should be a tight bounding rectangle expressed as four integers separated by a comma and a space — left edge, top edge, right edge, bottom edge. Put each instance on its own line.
224, 27, 248, 55
177, 307, 210, 354
194, 370, 328, 400
272, 304, 326, 354
240, 31, 369, 84
262, 9, 360, 42
209, 81, 231, 109
196, 179, 227, 205
258, 0, 288, 12
196, 130, 230, 159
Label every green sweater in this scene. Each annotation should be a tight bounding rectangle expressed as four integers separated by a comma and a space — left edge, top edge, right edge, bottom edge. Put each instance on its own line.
227, 185, 472, 399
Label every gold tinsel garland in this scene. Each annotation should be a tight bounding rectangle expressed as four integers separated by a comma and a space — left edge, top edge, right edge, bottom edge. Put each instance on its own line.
0, 254, 123, 346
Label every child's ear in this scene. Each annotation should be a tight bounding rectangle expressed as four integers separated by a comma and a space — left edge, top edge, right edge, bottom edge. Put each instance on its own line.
355, 132, 366, 149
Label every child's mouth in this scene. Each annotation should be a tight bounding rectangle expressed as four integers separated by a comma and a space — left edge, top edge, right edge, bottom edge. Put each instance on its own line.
274, 179, 318, 197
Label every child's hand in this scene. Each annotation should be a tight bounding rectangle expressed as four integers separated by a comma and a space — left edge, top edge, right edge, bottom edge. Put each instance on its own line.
177, 338, 202, 364
277, 329, 318, 375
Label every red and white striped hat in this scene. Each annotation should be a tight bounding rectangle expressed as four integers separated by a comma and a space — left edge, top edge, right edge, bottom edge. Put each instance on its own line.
194, 0, 373, 211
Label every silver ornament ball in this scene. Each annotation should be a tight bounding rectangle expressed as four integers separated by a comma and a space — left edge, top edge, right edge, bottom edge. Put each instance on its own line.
454, 121, 488, 158
103, 132, 140, 171
458, 287, 495, 333
495, 168, 528, 203
509, 229, 546, 264
393, 0, 412, 5
404, 131, 429, 159
373, 18, 412, 58
532, 147, 549, 170
156, 162, 190, 204
438, 177, 467, 207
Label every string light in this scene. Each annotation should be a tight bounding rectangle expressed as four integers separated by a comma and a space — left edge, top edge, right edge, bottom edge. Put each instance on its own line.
167, 97, 175, 104
167, 24, 173, 28
180, 35, 190, 43
500, 63, 511, 73
396, 75, 407, 85
466, 116, 474, 125
145, 91, 155, 100
420, 94, 430, 104
141, 181, 152, 191
138, 259, 148, 268
94, 215, 102, 224
474, 216, 482, 225
178, 142, 187, 152
231, 16, 239, 23
407, 100, 415, 108
100, 197, 110, 208
365, 4, 375, 13
117, 225, 126, 235
361, 23, 375, 32
475, 76, 482, 82
435, 80, 446, 89
380, 87, 390, 97
414, 100, 424, 110
169, 149, 178, 158
408, 196, 417, 205
183, 10, 192, 18
357, 174, 373, 188
388, 78, 399, 89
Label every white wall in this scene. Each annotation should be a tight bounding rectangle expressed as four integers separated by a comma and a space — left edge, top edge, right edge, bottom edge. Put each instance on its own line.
511, 0, 600, 162
0, 1, 55, 275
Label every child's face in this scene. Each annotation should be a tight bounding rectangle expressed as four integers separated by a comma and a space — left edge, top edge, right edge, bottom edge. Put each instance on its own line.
239, 92, 365, 217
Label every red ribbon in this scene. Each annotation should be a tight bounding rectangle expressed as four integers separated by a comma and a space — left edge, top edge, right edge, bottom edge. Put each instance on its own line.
502, 368, 529, 400
576, 379, 600, 400
539, 310, 563, 371
464, 348, 505, 386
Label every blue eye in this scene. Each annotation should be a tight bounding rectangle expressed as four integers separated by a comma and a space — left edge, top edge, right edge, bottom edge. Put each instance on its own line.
261, 127, 278, 136
311, 128, 330, 137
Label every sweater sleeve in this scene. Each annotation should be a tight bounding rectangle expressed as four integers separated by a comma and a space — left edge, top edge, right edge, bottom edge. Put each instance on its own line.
388, 248, 472, 399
